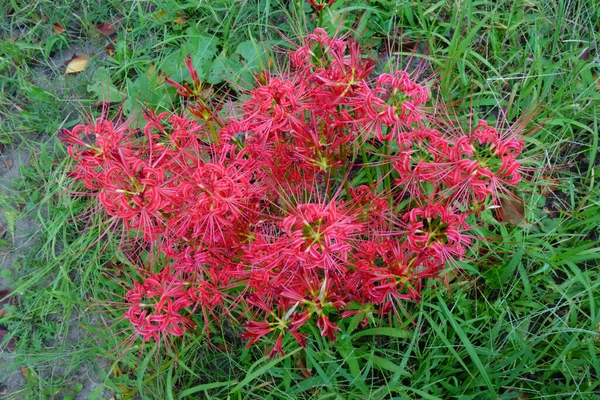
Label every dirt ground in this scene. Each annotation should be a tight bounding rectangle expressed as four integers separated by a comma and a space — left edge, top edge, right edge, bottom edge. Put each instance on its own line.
0, 145, 32, 396
0, 143, 112, 399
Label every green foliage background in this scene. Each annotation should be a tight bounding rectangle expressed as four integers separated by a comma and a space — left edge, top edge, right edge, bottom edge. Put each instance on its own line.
0, 0, 598, 398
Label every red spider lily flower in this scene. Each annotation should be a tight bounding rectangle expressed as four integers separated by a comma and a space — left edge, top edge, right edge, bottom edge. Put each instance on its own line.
270, 333, 285, 358
446, 120, 525, 204
392, 128, 452, 197
288, 115, 354, 172
186, 279, 223, 336
167, 160, 262, 244
242, 75, 308, 137
61, 119, 133, 189
317, 313, 341, 341
124, 270, 194, 342
144, 111, 206, 153
163, 240, 208, 274
404, 204, 471, 262
313, 39, 376, 102
98, 162, 174, 240
289, 330, 308, 349
184, 54, 201, 88
348, 186, 392, 230
288, 309, 311, 332
307, 28, 331, 46
354, 240, 440, 306
62, 27, 529, 355
164, 55, 201, 98
363, 71, 430, 141
165, 77, 194, 98
240, 320, 274, 347
280, 202, 362, 269
280, 269, 345, 311
305, 0, 337, 12
473, 120, 525, 156
188, 279, 222, 308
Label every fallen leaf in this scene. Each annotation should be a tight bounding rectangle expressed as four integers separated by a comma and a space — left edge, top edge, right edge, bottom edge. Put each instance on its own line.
297, 357, 312, 378
579, 48, 590, 61
147, 63, 155, 77
113, 364, 123, 377
540, 177, 560, 196
498, 195, 526, 225
96, 21, 116, 35
53, 22, 66, 34
155, 10, 167, 21
215, 343, 227, 352
66, 56, 89, 74
20, 366, 29, 379
0, 289, 10, 318
106, 43, 115, 56
4, 159, 12, 169
0, 330, 16, 351
155, 70, 166, 85
35, 12, 47, 23
173, 16, 186, 24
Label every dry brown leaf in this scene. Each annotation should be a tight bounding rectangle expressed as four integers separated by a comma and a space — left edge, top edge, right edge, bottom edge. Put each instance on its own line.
297, 357, 312, 378
4, 159, 13, 169
66, 56, 89, 74
146, 64, 156, 78
53, 22, 66, 34
0, 329, 15, 350
0, 289, 9, 318
113, 364, 123, 377
35, 12, 47, 23
173, 16, 186, 24
20, 366, 29, 379
498, 195, 526, 225
155, 10, 167, 20
96, 21, 116, 35
106, 43, 115, 56
215, 343, 227, 352
540, 177, 560, 196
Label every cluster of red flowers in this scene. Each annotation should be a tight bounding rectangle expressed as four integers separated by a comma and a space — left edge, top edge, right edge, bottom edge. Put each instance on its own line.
62, 29, 525, 355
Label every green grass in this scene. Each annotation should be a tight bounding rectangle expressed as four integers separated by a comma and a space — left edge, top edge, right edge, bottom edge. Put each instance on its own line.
0, 0, 599, 398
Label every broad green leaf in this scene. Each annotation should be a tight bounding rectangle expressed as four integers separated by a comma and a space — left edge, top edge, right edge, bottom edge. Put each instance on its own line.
87, 67, 124, 103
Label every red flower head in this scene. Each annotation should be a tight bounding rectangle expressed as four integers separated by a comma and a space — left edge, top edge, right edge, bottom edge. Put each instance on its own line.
404, 204, 471, 263
242, 74, 308, 137
447, 120, 525, 204
305, 0, 338, 12
281, 202, 362, 270
363, 71, 430, 141
124, 270, 194, 342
